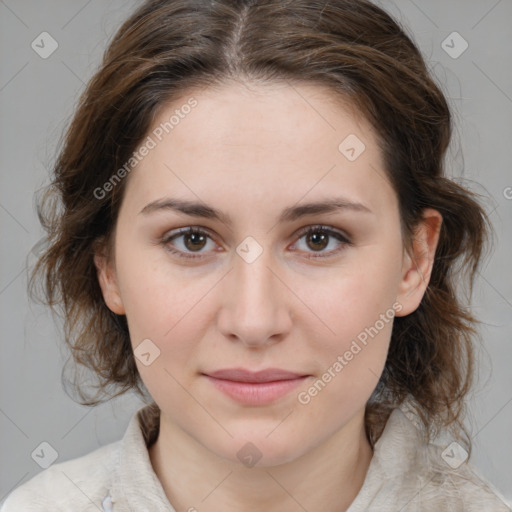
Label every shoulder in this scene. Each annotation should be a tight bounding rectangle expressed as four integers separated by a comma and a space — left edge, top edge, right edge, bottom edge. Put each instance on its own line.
418, 440, 512, 511
0, 404, 159, 512
350, 403, 512, 511
0, 438, 120, 511
397, 405, 511, 511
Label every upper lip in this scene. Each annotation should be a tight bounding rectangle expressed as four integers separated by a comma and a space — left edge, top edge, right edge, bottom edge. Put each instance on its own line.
204, 368, 307, 383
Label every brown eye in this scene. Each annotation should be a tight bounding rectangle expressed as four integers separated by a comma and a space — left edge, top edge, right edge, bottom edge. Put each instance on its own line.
291, 225, 352, 258
306, 231, 329, 251
183, 231, 208, 251
161, 227, 217, 259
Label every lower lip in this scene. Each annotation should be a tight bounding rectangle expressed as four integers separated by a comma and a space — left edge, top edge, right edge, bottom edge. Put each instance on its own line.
204, 375, 309, 405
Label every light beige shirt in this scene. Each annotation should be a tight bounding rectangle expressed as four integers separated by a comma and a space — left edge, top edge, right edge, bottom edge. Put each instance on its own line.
1, 402, 510, 511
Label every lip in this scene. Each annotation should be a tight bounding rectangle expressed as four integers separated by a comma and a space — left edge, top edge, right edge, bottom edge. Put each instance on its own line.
206, 368, 306, 383
203, 368, 310, 405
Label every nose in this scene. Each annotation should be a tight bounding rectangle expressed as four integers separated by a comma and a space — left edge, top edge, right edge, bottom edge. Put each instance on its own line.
216, 245, 293, 348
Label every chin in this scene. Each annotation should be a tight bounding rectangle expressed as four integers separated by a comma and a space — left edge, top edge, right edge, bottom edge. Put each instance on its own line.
203, 427, 310, 468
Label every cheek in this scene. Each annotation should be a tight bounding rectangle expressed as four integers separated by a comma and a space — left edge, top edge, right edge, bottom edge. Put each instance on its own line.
305, 256, 401, 345
318, 299, 393, 390
299, 249, 401, 395
298, 293, 394, 419
113, 243, 205, 351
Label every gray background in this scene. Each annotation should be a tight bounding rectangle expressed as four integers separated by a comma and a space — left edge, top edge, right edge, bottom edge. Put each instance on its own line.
1, 0, 511, 503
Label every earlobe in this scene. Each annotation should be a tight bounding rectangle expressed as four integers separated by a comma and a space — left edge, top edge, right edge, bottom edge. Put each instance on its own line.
395, 208, 443, 317
93, 241, 126, 315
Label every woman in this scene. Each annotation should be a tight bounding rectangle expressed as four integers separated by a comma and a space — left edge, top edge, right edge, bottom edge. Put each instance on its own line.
2, 0, 510, 510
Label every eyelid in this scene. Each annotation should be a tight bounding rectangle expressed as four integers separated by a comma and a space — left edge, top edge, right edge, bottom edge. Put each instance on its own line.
293, 224, 351, 242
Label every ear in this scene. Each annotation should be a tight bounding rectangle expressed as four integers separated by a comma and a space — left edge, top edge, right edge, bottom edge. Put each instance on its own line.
395, 208, 443, 317
93, 237, 125, 315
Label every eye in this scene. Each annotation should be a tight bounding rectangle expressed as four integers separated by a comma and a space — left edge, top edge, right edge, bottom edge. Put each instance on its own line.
160, 224, 352, 261
290, 225, 352, 258
161, 227, 218, 260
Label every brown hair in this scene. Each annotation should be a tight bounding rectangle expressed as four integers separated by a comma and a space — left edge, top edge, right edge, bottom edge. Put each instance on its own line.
29, 0, 492, 453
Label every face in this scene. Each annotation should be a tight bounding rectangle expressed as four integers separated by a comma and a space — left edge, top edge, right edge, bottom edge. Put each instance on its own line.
95, 81, 440, 466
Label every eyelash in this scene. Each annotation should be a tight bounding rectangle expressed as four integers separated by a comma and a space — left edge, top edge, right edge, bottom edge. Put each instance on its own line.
160, 225, 352, 261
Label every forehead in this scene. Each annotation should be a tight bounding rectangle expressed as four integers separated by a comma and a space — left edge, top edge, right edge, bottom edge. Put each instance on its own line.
158, 80, 370, 155
122, 81, 396, 221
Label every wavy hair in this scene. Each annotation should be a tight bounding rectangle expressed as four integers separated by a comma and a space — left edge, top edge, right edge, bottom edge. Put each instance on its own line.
29, 0, 492, 454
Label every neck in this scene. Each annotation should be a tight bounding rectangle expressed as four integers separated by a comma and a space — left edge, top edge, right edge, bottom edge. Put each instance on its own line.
149, 409, 373, 512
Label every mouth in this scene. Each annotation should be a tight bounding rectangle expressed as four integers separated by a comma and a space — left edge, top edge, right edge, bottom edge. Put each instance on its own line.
202, 368, 311, 405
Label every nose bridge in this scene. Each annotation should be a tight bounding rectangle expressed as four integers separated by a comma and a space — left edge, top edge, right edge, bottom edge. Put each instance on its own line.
236, 247, 275, 307
218, 242, 291, 345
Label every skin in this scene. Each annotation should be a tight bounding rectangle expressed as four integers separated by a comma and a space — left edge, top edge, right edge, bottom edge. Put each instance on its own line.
94, 81, 442, 512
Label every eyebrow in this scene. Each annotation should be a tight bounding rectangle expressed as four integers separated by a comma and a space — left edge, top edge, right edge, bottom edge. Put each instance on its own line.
139, 196, 373, 224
